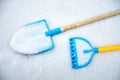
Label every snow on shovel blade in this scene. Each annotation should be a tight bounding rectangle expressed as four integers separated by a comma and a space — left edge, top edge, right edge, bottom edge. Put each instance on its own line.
10, 20, 54, 54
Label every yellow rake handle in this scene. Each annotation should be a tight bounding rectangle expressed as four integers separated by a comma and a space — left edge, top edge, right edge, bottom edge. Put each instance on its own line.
98, 45, 120, 53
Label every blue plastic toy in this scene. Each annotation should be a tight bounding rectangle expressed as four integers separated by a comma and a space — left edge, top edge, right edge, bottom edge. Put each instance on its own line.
69, 37, 120, 69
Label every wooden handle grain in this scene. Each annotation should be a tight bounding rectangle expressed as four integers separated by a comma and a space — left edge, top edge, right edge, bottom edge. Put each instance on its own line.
62, 9, 120, 32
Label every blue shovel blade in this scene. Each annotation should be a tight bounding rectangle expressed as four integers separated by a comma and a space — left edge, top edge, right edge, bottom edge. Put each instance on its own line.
10, 19, 54, 54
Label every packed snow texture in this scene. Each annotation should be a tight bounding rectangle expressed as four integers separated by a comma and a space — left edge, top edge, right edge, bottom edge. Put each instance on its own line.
0, 0, 120, 80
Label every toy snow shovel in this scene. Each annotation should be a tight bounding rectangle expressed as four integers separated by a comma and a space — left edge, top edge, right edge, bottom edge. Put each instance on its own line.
69, 37, 120, 69
10, 9, 120, 54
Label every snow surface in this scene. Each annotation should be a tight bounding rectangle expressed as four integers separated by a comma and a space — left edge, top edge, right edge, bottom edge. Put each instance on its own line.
0, 0, 120, 80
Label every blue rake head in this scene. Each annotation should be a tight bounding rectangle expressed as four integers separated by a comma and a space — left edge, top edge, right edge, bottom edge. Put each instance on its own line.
69, 37, 98, 69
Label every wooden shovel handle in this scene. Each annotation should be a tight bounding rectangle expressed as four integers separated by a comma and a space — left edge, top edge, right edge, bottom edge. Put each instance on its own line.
62, 9, 120, 32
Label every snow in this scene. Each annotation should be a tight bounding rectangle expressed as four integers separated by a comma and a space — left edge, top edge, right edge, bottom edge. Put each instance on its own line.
0, 0, 120, 80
